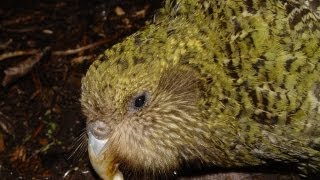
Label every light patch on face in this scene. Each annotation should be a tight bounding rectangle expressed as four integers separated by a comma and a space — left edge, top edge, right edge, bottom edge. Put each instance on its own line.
88, 131, 109, 156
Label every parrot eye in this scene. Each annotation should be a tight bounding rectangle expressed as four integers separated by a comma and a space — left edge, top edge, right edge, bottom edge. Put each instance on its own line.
129, 91, 149, 111
134, 94, 146, 108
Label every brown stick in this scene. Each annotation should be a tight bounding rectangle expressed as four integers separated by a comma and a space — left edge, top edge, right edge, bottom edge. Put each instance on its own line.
0, 37, 116, 62
71, 55, 94, 65
52, 38, 111, 56
0, 50, 38, 61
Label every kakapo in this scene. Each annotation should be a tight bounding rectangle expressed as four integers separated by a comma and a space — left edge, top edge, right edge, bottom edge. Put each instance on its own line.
81, 0, 320, 179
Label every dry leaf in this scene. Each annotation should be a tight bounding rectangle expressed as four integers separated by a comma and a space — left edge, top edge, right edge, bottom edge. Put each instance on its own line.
133, 5, 150, 18
39, 138, 49, 146
115, 6, 125, 16
10, 145, 27, 162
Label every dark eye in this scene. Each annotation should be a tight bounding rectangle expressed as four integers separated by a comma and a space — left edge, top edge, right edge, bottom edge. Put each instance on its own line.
134, 94, 146, 108
129, 91, 150, 112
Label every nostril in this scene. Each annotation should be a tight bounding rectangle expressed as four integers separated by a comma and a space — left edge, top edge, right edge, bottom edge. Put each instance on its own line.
87, 120, 110, 140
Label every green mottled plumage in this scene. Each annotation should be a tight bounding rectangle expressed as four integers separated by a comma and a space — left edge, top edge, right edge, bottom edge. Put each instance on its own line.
81, 0, 320, 178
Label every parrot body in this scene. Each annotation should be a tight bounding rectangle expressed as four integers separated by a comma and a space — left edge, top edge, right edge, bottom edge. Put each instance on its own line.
81, 0, 320, 179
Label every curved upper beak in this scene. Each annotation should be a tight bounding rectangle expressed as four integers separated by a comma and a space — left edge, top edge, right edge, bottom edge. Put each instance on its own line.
87, 123, 123, 180
88, 131, 108, 156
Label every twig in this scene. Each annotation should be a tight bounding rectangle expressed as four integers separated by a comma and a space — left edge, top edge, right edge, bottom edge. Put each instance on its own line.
2, 47, 50, 86
0, 39, 13, 50
1, 12, 43, 26
52, 38, 111, 56
0, 50, 38, 61
0, 37, 115, 62
0, 111, 14, 135
71, 55, 94, 65
5, 27, 40, 33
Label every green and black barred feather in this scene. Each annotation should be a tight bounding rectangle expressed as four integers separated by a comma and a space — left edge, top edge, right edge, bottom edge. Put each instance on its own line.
81, 0, 320, 178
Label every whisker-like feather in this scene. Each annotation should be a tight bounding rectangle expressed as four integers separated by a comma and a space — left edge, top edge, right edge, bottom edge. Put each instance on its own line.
68, 129, 88, 161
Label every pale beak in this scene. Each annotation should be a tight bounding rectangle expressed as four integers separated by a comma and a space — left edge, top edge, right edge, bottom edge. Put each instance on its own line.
88, 131, 108, 156
87, 126, 123, 180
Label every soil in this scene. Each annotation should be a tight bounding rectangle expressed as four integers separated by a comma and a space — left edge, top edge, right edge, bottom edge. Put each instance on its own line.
0, 0, 309, 179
